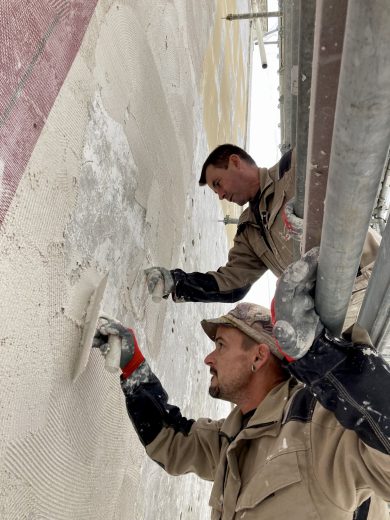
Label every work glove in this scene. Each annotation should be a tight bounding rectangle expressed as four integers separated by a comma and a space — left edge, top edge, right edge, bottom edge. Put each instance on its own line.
282, 198, 303, 240
144, 267, 175, 302
271, 247, 324, 361
93, 316, 152, 390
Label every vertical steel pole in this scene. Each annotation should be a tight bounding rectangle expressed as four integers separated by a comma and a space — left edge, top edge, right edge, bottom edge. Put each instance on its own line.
302, 0, 348, 252
315, 0, 390, 335
358, 219, 390, 351
293, 0, 316, 221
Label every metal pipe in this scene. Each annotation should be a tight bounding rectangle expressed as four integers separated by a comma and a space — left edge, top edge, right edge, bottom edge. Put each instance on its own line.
294, 0, 316, 221
302, 0, 348, 253
264, 28, 279, 37
315, 0, 390, 335
278, 0, 285, 150
280, 0, 292, 148
371, 149, 390, 234
251, 0, 267, 69
225, 11, 281, 21
288, 0, 300, 149
243, 19, 254, 152
370, 286, 390, 353
219, 215, 239, 225
358, 219, 390, 350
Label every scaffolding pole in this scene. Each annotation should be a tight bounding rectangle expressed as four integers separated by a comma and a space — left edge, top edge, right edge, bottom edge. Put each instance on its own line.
279, 0, 291, 149
302, 0, 348, 252
358, 219, 390, 353
225, 11, 281, 21
315, 0, 390, 335
293, 0, 316, 221
289, 0, 300, 148
251, 0, 267, 68
371, 149, 390, 234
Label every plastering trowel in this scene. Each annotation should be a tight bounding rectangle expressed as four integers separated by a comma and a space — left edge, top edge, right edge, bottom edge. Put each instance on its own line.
73, 273, 122, 381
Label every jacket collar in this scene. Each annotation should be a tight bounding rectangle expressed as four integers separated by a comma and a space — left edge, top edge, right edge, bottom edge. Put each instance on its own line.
220, 378, 298, 440
258, 166, 273, 194
240, 167, 274, 225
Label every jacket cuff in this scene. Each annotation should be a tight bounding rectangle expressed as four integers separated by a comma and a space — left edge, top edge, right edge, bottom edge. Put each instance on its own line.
171, 269, 250, 303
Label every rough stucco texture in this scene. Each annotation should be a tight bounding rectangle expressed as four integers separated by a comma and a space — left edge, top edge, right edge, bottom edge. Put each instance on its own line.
0, 1, 251, 519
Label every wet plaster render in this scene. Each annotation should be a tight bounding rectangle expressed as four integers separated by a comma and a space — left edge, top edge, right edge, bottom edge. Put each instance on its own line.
0, 1, 251, 519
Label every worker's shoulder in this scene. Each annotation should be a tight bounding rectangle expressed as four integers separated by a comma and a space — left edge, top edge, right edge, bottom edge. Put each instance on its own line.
277, 148, 295, 180
283, 384, 316, 425
284, 383, 341, 429
266, 148, 295, 184
193, 417, 226, 432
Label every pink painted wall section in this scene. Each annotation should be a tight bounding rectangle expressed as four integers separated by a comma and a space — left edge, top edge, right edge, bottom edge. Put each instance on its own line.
0, 0, 98, 226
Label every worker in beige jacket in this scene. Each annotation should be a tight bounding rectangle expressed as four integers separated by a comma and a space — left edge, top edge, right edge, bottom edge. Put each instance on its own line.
145, 144, 379, 328
94, 249, 390, 520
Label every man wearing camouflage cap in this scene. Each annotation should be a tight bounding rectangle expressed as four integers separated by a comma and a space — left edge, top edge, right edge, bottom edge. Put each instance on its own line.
93, 250, 390, 519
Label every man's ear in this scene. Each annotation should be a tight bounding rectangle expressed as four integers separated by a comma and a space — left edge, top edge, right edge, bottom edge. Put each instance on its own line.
253, 343, 271, 370
229, 154, 241, 169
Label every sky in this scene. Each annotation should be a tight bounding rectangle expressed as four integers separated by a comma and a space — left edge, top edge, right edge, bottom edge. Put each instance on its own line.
245, 0, 279, 307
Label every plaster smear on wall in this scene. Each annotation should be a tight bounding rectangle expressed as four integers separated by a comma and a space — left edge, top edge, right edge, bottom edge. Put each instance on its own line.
0, 1, 250, 519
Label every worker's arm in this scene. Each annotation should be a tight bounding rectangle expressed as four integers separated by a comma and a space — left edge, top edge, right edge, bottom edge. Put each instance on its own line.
94, 317, 224, 480
292, 327, 390, 508
145, 230, 267, 303
125, 376, 224, 480
272, 249, 390, 503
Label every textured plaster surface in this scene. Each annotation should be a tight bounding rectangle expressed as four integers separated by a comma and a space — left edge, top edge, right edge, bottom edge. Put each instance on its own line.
0, 0, 99, 225
202, 0, 253, 244
0, 1, 250, 519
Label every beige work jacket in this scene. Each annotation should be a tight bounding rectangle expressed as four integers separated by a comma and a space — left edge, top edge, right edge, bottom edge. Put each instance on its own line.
146, 379, 389, 520
211, 153, 296, 291
210, 151, 380, 296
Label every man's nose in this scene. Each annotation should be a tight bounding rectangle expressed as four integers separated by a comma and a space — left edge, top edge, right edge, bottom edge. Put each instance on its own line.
204, 351, 215, 366
217, 190, 225, 200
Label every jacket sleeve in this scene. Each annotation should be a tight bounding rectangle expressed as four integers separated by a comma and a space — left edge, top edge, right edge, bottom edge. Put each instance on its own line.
171, 232, 267, 303
287, 329, 390, 455
287, 329, 390, 504
122, 374, 224, 480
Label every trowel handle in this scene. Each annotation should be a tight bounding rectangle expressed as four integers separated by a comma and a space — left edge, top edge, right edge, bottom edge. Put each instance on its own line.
151, 278, 165, 303
105, 335, 122, 373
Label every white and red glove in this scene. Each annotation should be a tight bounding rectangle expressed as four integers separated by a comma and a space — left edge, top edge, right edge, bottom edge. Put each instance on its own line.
93, 316, 150, 384
282, 198, 303, 241
271, 247, 324, 361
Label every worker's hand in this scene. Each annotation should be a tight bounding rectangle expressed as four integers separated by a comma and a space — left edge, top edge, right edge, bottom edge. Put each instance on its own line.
144, 267, 174, 302
271, 247, 324, 361
93, 315, 146, 379
282, 198, 303, 240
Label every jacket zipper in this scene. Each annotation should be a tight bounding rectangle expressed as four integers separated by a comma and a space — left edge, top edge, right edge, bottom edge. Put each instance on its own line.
251, 185, 276, 255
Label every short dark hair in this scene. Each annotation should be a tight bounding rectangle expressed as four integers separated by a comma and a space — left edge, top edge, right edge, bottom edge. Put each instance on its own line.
199, 144, 257, 186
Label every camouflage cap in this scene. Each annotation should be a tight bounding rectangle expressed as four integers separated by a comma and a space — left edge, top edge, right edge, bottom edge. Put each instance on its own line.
201, 302, 283, 360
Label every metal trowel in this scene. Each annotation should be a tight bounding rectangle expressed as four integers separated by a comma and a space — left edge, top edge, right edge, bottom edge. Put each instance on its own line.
72, 273, 109, 382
